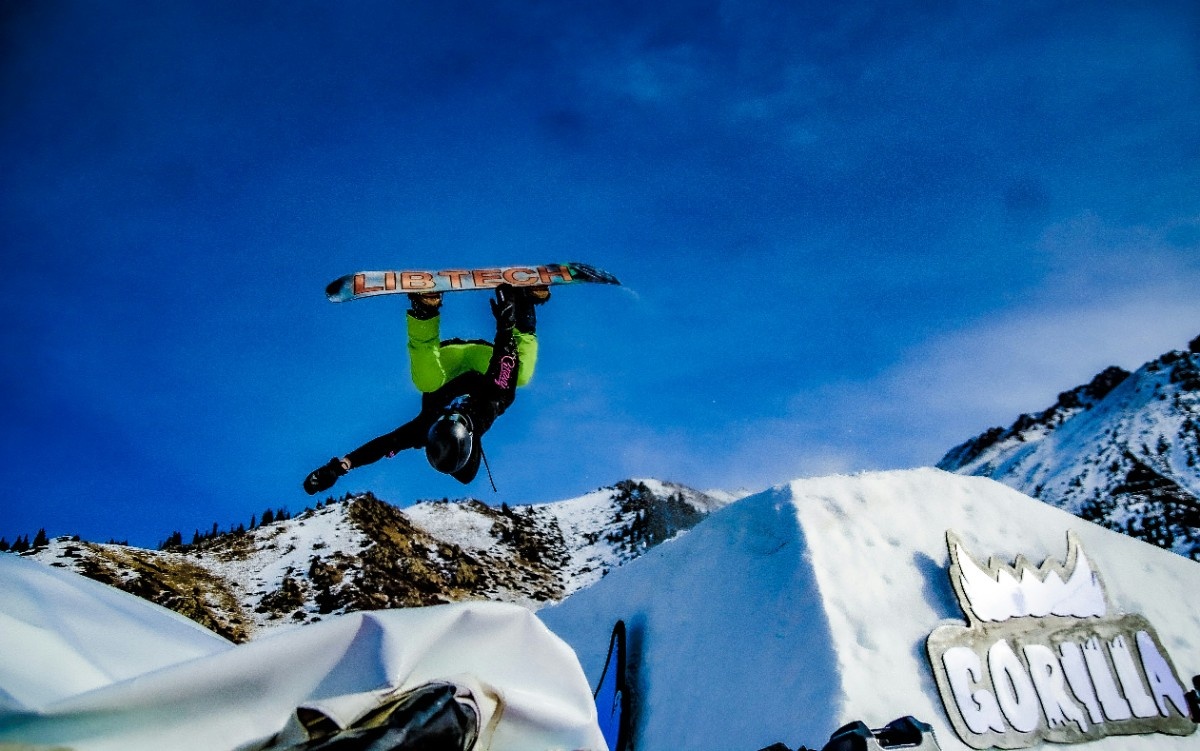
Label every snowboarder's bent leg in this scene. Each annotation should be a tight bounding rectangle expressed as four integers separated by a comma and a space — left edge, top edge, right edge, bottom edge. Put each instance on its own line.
515, 331, 537, 387
409, 316, 503, 389
511, 286, 544, 386
407, 313, 449, 393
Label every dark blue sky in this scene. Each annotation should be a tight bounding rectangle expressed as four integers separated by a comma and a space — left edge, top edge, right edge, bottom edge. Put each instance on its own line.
3, 1, 1199, 546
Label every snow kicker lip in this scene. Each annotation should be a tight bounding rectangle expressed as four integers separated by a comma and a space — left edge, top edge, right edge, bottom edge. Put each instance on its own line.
325, 262, 620, 302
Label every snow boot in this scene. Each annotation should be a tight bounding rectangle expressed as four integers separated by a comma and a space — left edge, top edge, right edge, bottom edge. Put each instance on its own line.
408, 292, 443, 321
513, 286, 548, 334
522, 285, 551, 304
304, 458, 348, 495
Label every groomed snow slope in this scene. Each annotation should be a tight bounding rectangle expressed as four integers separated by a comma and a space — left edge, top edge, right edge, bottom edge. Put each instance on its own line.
541, 468, 1200, 751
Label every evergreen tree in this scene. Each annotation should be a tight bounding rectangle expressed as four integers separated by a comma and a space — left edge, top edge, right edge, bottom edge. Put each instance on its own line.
0, 537, 9, 551
262, 508, 275, 526
12, 535, 29, 552
32, 529, 49, 548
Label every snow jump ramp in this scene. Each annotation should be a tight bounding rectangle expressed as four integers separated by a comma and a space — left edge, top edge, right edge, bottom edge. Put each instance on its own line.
541, 468, 1200, 751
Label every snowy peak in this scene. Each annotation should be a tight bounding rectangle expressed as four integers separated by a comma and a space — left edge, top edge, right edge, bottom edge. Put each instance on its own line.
28, 479, 733, 640
938, 365, 1132, 471
939, 336, 1200, 559
406, 479, 733, 597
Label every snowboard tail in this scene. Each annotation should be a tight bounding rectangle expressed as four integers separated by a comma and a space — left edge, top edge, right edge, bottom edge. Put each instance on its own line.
326, 262, 619, 303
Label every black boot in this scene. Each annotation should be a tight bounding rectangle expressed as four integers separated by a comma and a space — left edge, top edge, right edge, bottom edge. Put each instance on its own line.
407, 292, 443, 321
304, 458, 348, 495
513, 286, 549, 334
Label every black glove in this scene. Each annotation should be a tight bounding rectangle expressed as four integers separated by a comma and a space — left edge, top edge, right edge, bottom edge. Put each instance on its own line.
490, 284, 516, 332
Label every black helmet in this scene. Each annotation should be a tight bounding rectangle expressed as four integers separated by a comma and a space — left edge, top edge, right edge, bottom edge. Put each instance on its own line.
426, 411, 473, 474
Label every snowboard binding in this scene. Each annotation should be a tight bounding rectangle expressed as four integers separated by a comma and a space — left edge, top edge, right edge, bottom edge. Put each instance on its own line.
408, 292, 443, 320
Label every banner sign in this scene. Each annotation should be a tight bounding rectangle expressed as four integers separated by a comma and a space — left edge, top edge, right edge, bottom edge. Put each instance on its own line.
926, 531, 1196, 749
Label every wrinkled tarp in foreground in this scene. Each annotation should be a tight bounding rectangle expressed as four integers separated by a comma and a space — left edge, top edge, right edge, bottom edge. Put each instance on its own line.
0, 554, 606, 751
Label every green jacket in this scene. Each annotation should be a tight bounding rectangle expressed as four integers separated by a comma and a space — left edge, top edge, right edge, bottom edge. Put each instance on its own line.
407, 314, 538, 393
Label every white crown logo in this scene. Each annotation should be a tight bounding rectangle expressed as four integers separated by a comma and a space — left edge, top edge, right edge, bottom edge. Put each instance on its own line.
949, 531, 1108, 623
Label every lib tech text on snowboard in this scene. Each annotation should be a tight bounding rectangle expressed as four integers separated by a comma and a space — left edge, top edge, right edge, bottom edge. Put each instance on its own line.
353, 264, 575, 295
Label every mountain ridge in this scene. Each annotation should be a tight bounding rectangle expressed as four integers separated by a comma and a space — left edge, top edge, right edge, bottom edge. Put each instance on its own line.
27, 478, 735, 641
939, 334, 1200, 559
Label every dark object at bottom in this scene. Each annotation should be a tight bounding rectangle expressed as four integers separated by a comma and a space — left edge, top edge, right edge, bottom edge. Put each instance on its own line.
294, 682, 478, 751
823, 716, 940, 751
1186, 675, 1200, 722
594, 620, 630, 751
758, 715, 940, 751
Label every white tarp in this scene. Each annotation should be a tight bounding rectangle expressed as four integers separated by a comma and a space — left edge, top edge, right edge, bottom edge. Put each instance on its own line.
0, 554, 606, 751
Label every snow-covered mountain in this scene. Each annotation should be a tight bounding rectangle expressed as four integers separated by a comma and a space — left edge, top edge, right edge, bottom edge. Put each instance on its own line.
27, 479, 734, 641
938, 335, 1200, 559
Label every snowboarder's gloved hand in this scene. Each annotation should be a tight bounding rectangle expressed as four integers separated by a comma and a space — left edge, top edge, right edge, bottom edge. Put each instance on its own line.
491, 284, 516, 333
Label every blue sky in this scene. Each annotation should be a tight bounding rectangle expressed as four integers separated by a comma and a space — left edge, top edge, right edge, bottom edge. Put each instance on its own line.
3, 1, 1199, 546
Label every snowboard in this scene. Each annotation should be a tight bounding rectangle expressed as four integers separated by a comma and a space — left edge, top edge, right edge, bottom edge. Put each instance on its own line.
593, 620, 630, 751
325, 262, 620, 303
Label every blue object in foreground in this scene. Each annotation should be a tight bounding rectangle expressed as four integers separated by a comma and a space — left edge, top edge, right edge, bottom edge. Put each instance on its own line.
593, 621, 629, 751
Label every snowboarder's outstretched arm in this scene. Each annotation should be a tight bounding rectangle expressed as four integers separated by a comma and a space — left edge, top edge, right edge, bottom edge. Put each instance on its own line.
342, 417, 426, 470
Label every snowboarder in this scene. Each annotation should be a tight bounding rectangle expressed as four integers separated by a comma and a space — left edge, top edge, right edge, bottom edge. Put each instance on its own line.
303, 283, 548, 495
